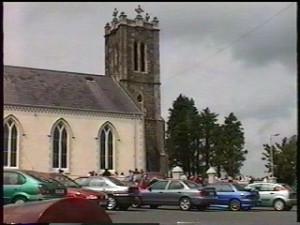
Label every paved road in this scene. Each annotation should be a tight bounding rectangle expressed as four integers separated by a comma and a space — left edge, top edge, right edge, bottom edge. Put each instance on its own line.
108, 206, 299, 225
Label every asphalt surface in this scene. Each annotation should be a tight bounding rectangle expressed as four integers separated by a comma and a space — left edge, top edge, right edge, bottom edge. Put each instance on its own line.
108, 206, 299, 225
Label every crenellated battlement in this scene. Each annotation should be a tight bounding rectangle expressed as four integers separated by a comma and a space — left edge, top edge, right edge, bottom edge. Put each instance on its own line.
104, 5, 159, 36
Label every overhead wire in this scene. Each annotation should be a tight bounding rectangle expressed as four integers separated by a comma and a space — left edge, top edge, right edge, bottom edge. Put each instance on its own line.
162, 3, 295, 85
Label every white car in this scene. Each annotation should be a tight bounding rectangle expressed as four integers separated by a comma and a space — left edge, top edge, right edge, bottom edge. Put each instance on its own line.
245, 182, 296, 211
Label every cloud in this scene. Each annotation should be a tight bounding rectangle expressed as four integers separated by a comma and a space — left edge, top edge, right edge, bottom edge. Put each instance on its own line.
3, 2, 297, 177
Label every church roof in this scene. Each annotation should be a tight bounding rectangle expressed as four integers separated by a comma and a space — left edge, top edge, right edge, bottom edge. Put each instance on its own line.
4, 65, 142, 115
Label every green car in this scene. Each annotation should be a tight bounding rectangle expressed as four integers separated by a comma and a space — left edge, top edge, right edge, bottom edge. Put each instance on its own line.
3, 169, 67, 205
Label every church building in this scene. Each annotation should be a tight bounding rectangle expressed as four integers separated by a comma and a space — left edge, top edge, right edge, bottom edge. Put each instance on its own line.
3, 6, 166, 177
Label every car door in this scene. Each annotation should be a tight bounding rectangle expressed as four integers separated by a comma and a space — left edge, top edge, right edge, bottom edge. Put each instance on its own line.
3, 171, 25, 204
259, 183, 276, 207
164, 180, 185, 204
218, 184, 235, 205
142, 180, 169, 205
86, 177, 109, 192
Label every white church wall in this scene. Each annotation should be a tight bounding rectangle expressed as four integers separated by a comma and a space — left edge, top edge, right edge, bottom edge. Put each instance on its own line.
4, 106, 145, 177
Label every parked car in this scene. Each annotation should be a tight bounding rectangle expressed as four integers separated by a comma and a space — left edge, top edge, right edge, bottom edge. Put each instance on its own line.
136, 179, 217, 211
245, 182, 297, 211
3, 169, 67, 205
47, 173, 108, 207
205, 182, 259, 211
74, 175, 140, 210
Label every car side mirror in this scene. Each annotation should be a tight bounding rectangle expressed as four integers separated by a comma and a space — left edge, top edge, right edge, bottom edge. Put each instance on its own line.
148, 187, 152, 191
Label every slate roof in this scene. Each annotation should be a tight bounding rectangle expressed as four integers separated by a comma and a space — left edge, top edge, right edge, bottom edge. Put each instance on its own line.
4, 66, 141, 115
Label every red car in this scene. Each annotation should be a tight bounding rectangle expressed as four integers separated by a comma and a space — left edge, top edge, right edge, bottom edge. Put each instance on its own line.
48, 173, 108, 207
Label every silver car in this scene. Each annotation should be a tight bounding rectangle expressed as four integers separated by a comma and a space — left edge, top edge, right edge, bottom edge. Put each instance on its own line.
74, 176, 139, 210
138, 179, 217, 211
245, 182, 297, 211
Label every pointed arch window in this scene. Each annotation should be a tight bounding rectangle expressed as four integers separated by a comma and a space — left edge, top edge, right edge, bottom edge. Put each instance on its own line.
100, 124, 114, 170
114, 43, 119, 74
133, 40, 147, 72
134, 41, 139, 71
52, 121, 68, 169
4, 118, 18, 168
140, 43, 146, 72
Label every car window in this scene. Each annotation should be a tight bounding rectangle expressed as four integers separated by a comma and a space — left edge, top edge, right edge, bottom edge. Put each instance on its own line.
168, 181, 184, 190
182, 180, 200, 189
107, 176, 126, 186
232, 183, 245, 191
220, 184, 234, 192
259, 184, 274, 191
150, 180, 168, 190
89, 178, 108, 187
75, 177, 89, 186
25, 171, 57, 183
4, 171, 26, 185
51, 174, 81, 188
246, 184, 260, 191
206, 184, 221, 192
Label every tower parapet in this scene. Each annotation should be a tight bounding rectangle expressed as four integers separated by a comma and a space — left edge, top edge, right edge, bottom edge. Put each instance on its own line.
104, 5, 159, 36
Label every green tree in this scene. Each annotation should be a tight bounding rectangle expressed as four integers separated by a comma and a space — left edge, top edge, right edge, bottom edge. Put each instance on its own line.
218, 113, 247, 177
262, 135, 297, 185
198, 107, 220, 172
166, 94, 199, 175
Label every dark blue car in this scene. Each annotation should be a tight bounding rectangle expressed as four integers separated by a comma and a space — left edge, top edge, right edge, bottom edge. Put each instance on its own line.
205, 182, 259, 211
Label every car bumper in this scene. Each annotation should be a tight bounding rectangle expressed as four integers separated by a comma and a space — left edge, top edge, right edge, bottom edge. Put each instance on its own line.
285, 199, 297, 207
114, 195, 134, 207
191, 197, 217, 206
240, 199, 258, 207
87, 198, 108, 207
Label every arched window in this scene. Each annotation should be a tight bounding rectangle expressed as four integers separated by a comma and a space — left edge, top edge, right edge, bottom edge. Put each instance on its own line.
133, 41, 147, 72
100, 124, 114, 170
140, 42, 146, 72
115, 43, 119, 73
4, 118, 19, 168
52, 121, 68, 169
134, 41, 139, 71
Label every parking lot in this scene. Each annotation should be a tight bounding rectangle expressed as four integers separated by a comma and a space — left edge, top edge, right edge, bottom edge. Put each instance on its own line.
108, 206, 298, 225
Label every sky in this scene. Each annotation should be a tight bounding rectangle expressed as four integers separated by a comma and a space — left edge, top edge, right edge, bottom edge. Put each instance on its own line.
3, 2, 297, 178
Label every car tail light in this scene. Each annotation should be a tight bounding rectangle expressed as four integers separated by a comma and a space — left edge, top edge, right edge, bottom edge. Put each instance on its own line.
38, 184, 51, 195
199, 189, 209, 197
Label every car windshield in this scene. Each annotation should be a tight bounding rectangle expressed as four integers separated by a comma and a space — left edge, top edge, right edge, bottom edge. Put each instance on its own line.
182, 180, 200, 189
25, 171, 60, 183
51, 174, 81, 188
280, 184, 293, 191
232, 183, 248, 191
107, 176, 126, 186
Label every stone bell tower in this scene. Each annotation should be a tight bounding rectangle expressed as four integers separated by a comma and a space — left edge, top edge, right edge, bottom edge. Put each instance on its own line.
104, 6, 166, 173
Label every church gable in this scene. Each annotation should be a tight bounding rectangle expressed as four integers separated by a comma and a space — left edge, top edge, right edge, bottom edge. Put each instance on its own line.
4, 66, 141, 115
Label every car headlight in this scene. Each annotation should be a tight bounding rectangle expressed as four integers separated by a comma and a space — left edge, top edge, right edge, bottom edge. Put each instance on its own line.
86, 194, 98, 200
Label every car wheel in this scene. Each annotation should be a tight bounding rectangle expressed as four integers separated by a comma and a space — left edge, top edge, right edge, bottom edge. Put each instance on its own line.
12, 196, 27, 204
196, 206, 207, 211
149, 205, 158, 209
273, 199, 285, 211
106, 196, 117, 210
131, 196, 142, 208
229, 199, 241, 211
179, 197, 192, 211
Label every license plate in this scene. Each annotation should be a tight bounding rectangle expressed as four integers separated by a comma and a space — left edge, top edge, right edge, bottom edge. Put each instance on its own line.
55, 189, 64, 194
